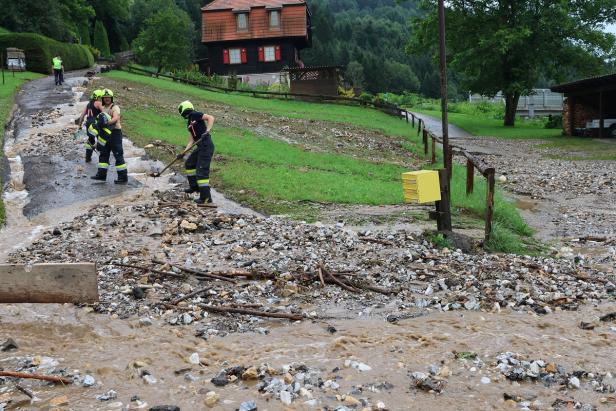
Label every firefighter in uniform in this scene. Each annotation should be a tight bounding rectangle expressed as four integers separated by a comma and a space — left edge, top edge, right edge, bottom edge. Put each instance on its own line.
91, 89, 128, 184
177, 101, 215, 204
77, 89, 103, 162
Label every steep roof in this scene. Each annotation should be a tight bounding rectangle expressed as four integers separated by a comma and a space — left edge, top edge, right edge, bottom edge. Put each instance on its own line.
202, 0, 305, 11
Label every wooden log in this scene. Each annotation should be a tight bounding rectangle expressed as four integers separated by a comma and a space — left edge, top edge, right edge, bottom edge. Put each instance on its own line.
199, 304, 304, 321
466, 158, 474, 195
0, 371, 72, 384
0, 263, 98, 303
484, 169, 495, 243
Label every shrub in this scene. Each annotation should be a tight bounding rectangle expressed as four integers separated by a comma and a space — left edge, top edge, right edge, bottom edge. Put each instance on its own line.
544, 114, 563, 129
0, 32, 94, 73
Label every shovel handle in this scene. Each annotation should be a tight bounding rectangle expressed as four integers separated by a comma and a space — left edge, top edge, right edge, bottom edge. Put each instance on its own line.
152, 142, 197, 177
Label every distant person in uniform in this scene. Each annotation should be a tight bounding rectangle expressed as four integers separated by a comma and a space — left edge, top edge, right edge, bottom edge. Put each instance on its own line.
52, 56, 64, 86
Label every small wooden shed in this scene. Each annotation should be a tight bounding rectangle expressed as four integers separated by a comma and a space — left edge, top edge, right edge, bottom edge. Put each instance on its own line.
6, 48, 26, 71
551, 73, 616, 137
284, 65, 341, 96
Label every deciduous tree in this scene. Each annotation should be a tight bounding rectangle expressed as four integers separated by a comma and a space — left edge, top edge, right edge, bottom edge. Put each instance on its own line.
132, 8, 193, 74
410, 0, 616, 126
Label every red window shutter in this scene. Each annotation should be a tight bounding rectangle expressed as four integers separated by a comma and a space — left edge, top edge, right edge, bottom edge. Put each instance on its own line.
275, 45, 281, 61
258, 47, 264, 62
223, 49, 229, 64
241, 48, 247, 63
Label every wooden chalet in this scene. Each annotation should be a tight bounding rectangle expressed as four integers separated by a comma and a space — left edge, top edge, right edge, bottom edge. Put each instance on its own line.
201, 0, 311, 76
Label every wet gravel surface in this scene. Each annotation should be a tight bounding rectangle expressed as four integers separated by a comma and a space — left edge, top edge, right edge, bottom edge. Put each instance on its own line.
8, 189, 615, 333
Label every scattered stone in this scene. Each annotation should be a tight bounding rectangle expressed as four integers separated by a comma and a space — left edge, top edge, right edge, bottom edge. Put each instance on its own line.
149, 406, 180, 411
480, 377, 491, 384
204, 391, 219, 407
49, 395, 69, 406
239, 400, 258, 411
96, 390, 117, 401
1, 338, 18, 352
188, 353, 200, 365
82, 375, 96, 387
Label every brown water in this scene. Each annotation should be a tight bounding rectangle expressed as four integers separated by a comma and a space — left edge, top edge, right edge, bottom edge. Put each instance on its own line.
1, 302, 615, 410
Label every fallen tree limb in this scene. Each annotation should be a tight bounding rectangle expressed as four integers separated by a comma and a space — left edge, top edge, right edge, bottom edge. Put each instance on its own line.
108, 262, 185, 279
321, 265, 360, 293
151, 259, 236, 284
0, 371, 72, 384
15, 384, 36, 400
317, 267, 326, 287
198, 304, 304, 321
171, 286, 210, 305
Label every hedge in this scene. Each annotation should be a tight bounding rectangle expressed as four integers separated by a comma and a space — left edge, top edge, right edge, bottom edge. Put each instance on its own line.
0, 32, 94, 74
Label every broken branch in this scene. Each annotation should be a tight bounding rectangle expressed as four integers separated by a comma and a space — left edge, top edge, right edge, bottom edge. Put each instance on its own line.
109, 262, 185, 279
151, 259, 237, 284
0, 371, 72, 384
171, 286, 210, 305
198, 304, 304, 321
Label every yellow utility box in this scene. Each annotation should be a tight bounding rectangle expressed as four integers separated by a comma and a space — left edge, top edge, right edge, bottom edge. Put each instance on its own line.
401, 170, 441, 204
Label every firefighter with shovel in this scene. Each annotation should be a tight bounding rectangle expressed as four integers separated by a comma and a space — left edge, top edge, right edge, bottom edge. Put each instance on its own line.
176, 101, 215, 204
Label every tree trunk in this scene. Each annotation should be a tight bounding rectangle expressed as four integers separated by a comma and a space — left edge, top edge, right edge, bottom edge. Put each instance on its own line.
504, 92, 520, 126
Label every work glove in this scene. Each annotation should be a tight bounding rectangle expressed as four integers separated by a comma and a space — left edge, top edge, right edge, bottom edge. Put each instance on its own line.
176, 153, 185, 160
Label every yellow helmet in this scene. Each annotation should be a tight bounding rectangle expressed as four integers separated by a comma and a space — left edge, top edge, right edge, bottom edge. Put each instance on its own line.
102, 89, 114, 98
91, 89, 104, 100
178, 100, 194, 117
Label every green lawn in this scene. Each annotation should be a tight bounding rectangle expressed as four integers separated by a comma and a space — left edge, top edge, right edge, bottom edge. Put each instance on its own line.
107, 72, 534, 253
106, 71, 415, 145
415, 109, 563, 139
0, 71, 44, 224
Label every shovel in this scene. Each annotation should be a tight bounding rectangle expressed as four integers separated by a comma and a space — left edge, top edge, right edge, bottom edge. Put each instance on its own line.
149, 142, 197, 178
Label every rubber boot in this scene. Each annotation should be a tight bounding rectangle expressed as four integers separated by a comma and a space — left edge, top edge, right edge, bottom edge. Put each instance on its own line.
114, 169, 128, 184
91, 169, 107, 181
194, 186, 212, 204
184, 175, 198, 193
85, 149, 93, 163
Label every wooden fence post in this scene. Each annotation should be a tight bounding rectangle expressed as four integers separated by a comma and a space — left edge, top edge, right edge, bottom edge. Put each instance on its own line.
435, 169, 453, 232
412, 114, 415, 128
431, 135, 436, 164
423, 129, 428, 155
405, 111, 409, 123
447, 150, 453, 181
466, 158, 474, 195
484, 169, 495, 243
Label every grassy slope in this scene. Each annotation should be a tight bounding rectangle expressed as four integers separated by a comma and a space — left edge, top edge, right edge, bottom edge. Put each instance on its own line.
0, 71, 44, 224
105, 71, 533, 252
415, 109, 562, 139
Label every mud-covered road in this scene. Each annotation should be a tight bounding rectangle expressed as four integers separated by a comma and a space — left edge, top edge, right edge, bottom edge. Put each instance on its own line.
0, 74, 614, 411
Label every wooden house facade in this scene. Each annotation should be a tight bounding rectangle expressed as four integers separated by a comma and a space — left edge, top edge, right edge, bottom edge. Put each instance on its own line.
201, 0, 311, 76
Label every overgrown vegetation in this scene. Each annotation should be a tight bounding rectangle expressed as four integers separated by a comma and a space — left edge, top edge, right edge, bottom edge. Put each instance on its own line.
104, 71, 533, 253
0, 72, 44, 224
0, 33, 94, 74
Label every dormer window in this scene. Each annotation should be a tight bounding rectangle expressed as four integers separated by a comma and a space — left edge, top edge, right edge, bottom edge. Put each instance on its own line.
269, 10, 280, 28
236, 12, 248, 31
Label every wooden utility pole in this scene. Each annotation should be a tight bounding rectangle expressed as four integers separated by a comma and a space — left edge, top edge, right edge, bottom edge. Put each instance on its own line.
437, 0, 452, 231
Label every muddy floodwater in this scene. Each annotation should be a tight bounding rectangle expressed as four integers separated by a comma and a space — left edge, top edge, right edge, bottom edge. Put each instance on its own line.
2, 302, 616, 410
